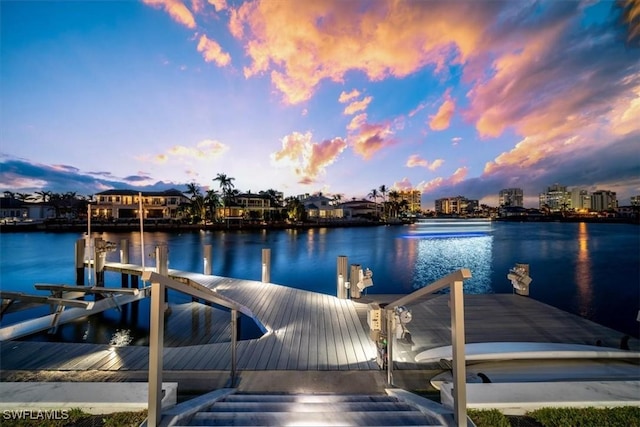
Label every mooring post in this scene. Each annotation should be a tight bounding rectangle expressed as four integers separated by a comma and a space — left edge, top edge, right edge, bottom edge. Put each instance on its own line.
94, 238, 106, 300
451, 279, 468, 427
261, 248, 271, 283
120, 239, 129, 288
350, 264, 362, 299
337, 255, 348, 299
75, 238, 85, 286
147, 277, 165, 427
203, 244, 212, 275
155, 244, 169, 305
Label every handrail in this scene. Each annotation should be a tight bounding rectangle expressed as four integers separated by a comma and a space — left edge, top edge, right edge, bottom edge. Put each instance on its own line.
142, 270, 251, 427
385, 268, 472, 427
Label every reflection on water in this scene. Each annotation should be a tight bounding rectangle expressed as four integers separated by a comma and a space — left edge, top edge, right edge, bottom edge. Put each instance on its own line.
407, 219, 493, 293
576, 222, 593, 317
412, 236, 493, 294
1, 221, 638, 341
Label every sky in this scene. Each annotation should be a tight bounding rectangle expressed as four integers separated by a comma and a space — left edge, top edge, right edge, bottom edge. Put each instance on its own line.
1, 0, 639, 209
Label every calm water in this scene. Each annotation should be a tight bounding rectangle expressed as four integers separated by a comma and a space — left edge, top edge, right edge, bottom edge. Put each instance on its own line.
1, 220, 638, 342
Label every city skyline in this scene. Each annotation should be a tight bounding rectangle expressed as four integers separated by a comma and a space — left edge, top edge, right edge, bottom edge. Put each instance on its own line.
1, 1, 639, 209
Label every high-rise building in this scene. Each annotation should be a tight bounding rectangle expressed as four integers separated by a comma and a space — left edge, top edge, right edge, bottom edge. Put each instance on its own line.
435, 196, 479, 215
498, 188, 524, 207
397, 190, 422, 213
591, 190, 617, 212
539, 184, 570, 211
630, 195, 640, 207
570, 188, 590, 211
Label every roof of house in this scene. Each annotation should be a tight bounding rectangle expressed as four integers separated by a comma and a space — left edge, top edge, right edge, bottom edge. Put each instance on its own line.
95, 189, 186, 197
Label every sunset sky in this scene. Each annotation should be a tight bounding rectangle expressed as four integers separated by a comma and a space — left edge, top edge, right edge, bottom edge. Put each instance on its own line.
1, 0, 639, 208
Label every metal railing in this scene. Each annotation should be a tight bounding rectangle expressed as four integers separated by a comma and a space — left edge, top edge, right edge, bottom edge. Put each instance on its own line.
385, 268, 472, 427
141, 270, 256, 427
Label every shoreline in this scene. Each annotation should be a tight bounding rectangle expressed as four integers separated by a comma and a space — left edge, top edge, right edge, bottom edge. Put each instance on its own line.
1, 215, 638, 233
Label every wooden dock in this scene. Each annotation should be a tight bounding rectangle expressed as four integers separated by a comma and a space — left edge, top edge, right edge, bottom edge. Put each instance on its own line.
1, 263, 637, 374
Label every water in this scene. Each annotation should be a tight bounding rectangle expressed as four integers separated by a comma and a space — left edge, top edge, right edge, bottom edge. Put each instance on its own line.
1, 220, 638, 342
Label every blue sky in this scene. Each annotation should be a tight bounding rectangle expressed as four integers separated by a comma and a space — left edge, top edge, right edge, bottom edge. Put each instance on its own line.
1, 0, 638, 208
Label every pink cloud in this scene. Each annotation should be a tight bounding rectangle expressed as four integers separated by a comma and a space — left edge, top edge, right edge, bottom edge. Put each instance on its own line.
348, 117, 395, 160
429, 91, 456, 131
343, 96, 372, 115
157, 139, 230, 163
208, 0, 227, 12
419, 166, 468, 194
394, 177, 414, 191
406, 155, 445, 171
406, 154, 428, 168
142, 0, 196, 29
229, 1, 496, 104
271, 131, 347, 184
339, 89, 361, 104
197, 34, 231, 67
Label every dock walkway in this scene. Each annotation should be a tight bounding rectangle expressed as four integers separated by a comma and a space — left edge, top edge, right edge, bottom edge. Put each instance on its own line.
1, 263, 637, 375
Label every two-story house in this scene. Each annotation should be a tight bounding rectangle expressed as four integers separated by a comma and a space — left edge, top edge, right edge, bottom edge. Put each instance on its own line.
94, 189, 189, 220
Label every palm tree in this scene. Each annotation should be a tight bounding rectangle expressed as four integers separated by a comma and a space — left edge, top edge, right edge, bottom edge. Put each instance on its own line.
184, 183, 205, 224
3, 191, 16, 199
15, 192, 34, 202
35, 190, 53, 203
388, 190, 400, 218
367, 188, 380, 219
378, 185, 388, 219
331, 193, 343, 206
213, 173, 236, 224
204, 189, 221, 222
284, 197, 306, 222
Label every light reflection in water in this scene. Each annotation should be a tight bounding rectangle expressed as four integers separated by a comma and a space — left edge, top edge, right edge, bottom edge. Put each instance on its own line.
412, 235, 493, 294
576, 222, 593, 317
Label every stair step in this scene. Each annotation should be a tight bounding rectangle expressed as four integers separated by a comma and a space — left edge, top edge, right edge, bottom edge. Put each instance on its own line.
188, 410, 440, 426
206, 401, 416, 413
222, 393, 398, 403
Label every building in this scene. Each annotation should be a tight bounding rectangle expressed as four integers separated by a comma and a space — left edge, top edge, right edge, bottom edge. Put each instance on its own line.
498, 188, 524, 207
339, 199, 379, 220
570, 188, 591, 212
630, 195, 640, 206
94, 189, 189, 220
0, 197, 28, 221
397, 190, 422, 213
591, 190, 617, 212
302, 195, 343, 219
236, 193, 278, 220
539, 184, 570, 212
435, 196, 479, 215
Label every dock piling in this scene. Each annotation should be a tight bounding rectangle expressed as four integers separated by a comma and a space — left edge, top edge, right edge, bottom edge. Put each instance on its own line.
261, 248, 271, 283
75, 238, 85, 286
350, 264, 362, 299
204, 244, 212, 275
337, 256, 348, 299
120, 239, 129, 288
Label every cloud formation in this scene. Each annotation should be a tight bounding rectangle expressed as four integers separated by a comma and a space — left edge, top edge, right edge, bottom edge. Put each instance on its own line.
406, 154, 445, 171
228, 1, 500, 104
197, 34, 232, 66
142, 0, 196, 29
154, 139, 230, 163
429, 91, 456, 131
271, 132, 347, 184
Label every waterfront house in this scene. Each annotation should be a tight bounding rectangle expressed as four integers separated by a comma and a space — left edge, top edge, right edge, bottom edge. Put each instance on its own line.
339, 199, 379, 220
94, 189, 189, 220
302, 195, 343, 219
235, 193, 279, 221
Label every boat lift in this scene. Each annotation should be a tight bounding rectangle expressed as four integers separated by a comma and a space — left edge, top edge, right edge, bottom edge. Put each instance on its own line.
0, 284, 149, 341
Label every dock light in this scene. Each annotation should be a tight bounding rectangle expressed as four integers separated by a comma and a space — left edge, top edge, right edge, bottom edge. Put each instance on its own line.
356, 268, 374, 291
508, 264, 532, 294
